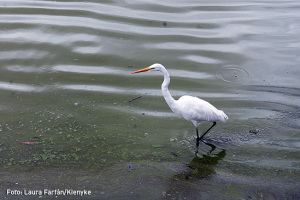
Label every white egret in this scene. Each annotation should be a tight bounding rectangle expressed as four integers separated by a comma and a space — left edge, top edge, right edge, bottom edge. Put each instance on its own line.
132, 63, 228, 143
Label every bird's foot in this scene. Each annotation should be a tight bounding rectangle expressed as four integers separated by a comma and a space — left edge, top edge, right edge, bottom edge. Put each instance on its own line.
196, 137, 206, 146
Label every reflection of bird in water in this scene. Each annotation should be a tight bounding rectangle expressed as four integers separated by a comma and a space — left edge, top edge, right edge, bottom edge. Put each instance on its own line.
132, 63, 228, 144
176, 141, 226, 179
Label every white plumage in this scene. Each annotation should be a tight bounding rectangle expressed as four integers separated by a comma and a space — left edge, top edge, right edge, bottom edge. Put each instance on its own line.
132, 63, 228, 143
175, 96, 228, 125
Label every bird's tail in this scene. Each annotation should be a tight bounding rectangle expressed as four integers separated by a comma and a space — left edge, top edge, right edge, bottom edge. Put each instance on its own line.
219, 110, 228, 122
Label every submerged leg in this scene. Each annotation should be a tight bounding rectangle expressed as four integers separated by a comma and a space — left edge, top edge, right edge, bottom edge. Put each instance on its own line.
203, 141, 216, 154
199, 122, 217, 141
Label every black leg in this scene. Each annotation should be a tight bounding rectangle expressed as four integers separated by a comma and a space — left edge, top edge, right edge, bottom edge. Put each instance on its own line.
199, 122, 216, 141
196, 127, 200, 146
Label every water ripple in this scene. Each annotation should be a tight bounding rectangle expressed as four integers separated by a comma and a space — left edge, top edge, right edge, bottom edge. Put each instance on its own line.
0, 81, 44, 92
52, 65, 127, 75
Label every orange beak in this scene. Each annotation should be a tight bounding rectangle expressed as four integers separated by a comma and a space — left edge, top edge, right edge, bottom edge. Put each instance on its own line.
132, 67, 152, 74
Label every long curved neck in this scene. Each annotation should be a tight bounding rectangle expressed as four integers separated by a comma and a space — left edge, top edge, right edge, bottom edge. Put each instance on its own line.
161, 68, 176, 109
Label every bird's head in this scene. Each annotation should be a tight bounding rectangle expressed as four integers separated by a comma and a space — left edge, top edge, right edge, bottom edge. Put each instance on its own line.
132, 63, 165, 74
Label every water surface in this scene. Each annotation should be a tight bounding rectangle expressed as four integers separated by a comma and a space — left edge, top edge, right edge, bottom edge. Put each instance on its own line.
0, 0, 299, 199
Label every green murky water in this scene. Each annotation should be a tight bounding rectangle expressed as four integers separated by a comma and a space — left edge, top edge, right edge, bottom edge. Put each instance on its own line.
0, 0, 299, 199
